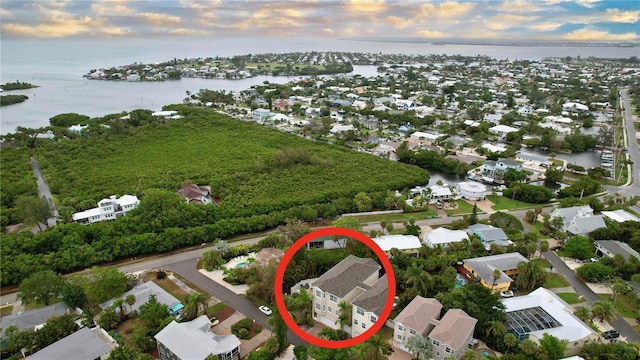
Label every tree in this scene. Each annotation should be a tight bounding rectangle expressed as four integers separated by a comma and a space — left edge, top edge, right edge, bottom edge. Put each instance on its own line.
469, 203, 478, 225
32, 314, 78, 350
293, 288, 313, 326
332, 216, 363, 232
503, 333, 518, 352
97, 306, 120, 330
591, 300, 614, 322
15, 196, 55, 230
461, 349, 479, 360
267, 308, 288, 353
18, 270, 65, 306
406, 334, 431, 360
539, 333, 568, 360
138, 294, 171, 332
125, 294, 136, 313
4, 325, 34, 357
61, 281, 87, 309
484, 320, 506, 348
491, 268, 502, 291
514, 261, 547, 292
354, 192, 373, 212
362, 334, 393, 360
576, 263, 614, 282
336, 301, 352, 330
564, 236, 594, 260
405, 263, 431, 297
84, 267, 129, 305
544, 167, 563, 184
107, 344, 155, 360
182, 292, 209, 321
573, 306, 592, 324
519, 339, 539, 356
540, 240, 549, 254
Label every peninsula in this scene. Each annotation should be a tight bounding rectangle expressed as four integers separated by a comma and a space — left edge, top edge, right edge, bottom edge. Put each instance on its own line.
0, 81, 38, 91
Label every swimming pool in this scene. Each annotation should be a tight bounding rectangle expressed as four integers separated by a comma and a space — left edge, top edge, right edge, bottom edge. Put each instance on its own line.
455, 274, 467, 288
235, 261, 250, 269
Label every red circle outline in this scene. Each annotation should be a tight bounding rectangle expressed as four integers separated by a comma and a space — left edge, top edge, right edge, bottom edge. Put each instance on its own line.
274, 227, 396, 348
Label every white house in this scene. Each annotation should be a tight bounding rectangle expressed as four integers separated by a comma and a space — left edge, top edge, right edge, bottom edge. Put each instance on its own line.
72, 195, 140, 224
152, 110, 179, 119
330, 124, 356, 134
427, 185, 452, 204
549, 206, 606, 235
373, 235, 422, 257
489, 125, 519, 138
455, 182, 487, 201
563, 102, 589, 112
423, 227, 469, 248
601, 209, 640, 223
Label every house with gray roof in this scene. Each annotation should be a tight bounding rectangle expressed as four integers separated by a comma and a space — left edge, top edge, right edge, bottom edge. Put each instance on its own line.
463, 252, 528, 294
601, 209, 640, 223
549, 205, 606, 235
595, 240, 640, 261
1, 302, 69, 339
155, 315, 240, 360
429, 309, 477, 360
311, 255, 387, 337
393, 296, 477, 360
29, 327, 117, 360
99, 281, 182, 317
466, 224, 512, 251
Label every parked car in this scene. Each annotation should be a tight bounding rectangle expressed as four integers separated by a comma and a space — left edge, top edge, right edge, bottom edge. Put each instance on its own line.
500, 290, 514, 298
590, 257, 599, 263
259, 305, 272, 316
603, 330, 620, 339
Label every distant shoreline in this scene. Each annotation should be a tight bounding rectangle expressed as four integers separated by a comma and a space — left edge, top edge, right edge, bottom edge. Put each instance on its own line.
341, 38, 640, 48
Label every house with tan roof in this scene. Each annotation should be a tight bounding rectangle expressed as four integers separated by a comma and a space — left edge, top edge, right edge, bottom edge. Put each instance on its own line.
178, 184, 218, 204
311, 255, 388, 337
393, 296, 477, 360
462, 252, 528, 294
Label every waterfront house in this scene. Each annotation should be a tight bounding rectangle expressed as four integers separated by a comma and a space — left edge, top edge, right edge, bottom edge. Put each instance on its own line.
482, 158, 522, 178
393, 296, 442, 351
72, 195, 139, 225
462, 252, 528, 293
594, 240, 640, 261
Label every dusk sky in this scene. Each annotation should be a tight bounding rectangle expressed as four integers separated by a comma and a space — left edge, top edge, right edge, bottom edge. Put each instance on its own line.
1, 0, 638, 42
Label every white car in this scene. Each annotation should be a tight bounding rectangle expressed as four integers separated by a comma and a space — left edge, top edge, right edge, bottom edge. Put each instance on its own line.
500, 291, 514, 298
259, 306, 273, 316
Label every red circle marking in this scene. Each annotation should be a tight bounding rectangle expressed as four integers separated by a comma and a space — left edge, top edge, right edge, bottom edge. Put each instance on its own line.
274, 227, 396, 349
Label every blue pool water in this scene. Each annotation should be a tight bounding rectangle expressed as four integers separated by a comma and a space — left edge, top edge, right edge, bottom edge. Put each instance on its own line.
481, 351, 492, 357
235, 261, 250, 269
455, 274, 467, 288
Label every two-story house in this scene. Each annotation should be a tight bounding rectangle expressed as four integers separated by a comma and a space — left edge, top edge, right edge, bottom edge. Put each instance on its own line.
311, 255, 388, 337
482, 158, 522, 179
466, 224, 512, 251
462, 252, 528, 294
72, 195, 139, 224
549, 205, 606, 235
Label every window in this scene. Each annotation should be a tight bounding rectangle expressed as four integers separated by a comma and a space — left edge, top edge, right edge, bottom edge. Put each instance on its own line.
354, 319, 358, 325
445, 347, 451, 353
357, 307, 365, 316
433, 340, 440, 346
410, 329, 416, 335
316, 290, 322, 297
328, 307, 332, 313
397, 334, 402, 340
335, 309, 339, 315
398, 325, 404, 331
370, 315, 377, 323
329, 294, 337, 302
362, 323, 365, 328
315, 303, 320, 310
322, 305, 325, 311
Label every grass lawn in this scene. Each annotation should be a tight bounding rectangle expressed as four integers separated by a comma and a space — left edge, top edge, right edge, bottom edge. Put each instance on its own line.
544, 273, 570, 288
556, 292, 583, 304
446, 200, 476, 216
598, 294, 640, 318
142, 272, 191, 303
527, 221, 545, 234
351, 209, 438, 224
207, 302, 228, 316
531, 258, 551, 269
0, 305, 13, 317
116, 317, 146, 348
486, 195, 536, 210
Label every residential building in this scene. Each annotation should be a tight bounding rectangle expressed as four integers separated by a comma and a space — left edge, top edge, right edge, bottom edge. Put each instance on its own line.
252, 108, 272, 122
29, 327, 118, 360
1, 303, 69, 340
515, 152, 551, 168
178, 184, 217, 204
429, 309, 477, 360
462, 252, 528, 293
489, 124, 519, 138
427, 185, 453, 204
601, 209, 640, 223
503, 288, 598, 355
155, 315, 241, 360
455, 182, 487, 201
393, 296, 477, 360
372, 235, 422, 257
72, 195, 139, 224
466, 224, 512, 251
311, 255, 388, 337
595, 240, 640, 261
100, 281, 183, 317
152, 110, 180, 119
423, 227, 469, 248
549, 206, 606, 235
482, 158, 522, 178
393, 296, 443, 351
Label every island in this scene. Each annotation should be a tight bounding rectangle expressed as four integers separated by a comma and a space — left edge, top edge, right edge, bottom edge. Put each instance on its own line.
84, 51, 356, 81
0, 81, 38, 91
0, 94, 29, 106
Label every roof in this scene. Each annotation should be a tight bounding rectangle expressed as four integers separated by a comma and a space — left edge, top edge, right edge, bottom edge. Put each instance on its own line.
516, 152, 550, 163
155, 316, 240, 360
373, 235, 422, 252
430, 185, 452, 197
595, 240, 640, 260
489, 124, 518, 133
428, 309, 477, 350
312, 255, 380, 298
549, 206, 593, 222
351, 275, 388, 316
565, 215, 606, 235
394, 296, 443, 334
502, 287, 597, 342
602, 209, 640, 223
467, 224, 509, 242
425, 227, 469, 247
463, 252, 528, 284
497, 158, 521, 167
178, 184, 211, 200
99, 281, 181, 314
29, 327, 115, 360
1, 303, 68, 338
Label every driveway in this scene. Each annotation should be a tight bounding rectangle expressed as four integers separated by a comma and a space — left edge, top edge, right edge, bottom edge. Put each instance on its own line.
30, 157, 57, 231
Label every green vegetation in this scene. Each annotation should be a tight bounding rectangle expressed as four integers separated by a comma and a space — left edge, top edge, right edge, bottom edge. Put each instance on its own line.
348, 209, 437, 223
0, 94, 28, 106
543, 272, 570, 288
1, 81, 37, 91
0, 149, 38, 229
1, 305, 14, 317
486, 195, 535, 210
445, 200, 475, 216
556, 292, 583, 304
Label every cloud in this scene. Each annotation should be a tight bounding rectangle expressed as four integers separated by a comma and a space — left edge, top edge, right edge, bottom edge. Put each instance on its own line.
167, 27, 207, 36
2, 14, 127, 37
501, 14, 539, 23
605, 9, 640, 24
494, 0, 541, 13
530, 22, 563, 31
415, 29, 445, 38
0, 7, 11, 18
139, 12, 181, 26
562, 27, 638, 41
384, 15, 412, 30
346, 0, 387, 14
485, 22, 510, 31
91, 0, 134, 16
419, 1, 475, 18
575, 0, 600, 8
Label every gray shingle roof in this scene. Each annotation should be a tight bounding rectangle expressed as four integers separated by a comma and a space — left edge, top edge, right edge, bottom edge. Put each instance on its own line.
351, 274, 388, 316
99, 281, 181, 315
1, 302, 68, 338
463, 252, 528, 284
550, 205, 592, 222
566, 215, 606, 235
29, 327, 113, 360
312, 255, 380, 298
428, 309, 477, 350
394, 296, 443, 335
596, 240, 640, 260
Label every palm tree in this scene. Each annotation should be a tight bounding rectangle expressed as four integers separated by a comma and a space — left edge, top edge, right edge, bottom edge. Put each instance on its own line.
573, 306, 592, 324
491, 269, 502, 291
125, 294, 136, 313
293, 288, 313, 326
519, 339, 539, 356
406, 334, 431, 360
336, 301, 352, 330
362, 334, 393, 360
591, 301, 614, 323
405, 263, 431, 297
503, 333, 518, 352
484, 320, 506, 348
515, 261, 547, 292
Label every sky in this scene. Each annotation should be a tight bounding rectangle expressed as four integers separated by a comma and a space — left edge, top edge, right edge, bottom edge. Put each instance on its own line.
1, 0, 638, 42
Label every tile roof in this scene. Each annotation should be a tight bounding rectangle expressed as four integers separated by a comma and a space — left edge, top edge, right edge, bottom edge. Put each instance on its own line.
394, 296, 443, 335
428, 309, 477, 350
351, 275, 388, 316
463, 252, 528, 284
312, 255, 380, 298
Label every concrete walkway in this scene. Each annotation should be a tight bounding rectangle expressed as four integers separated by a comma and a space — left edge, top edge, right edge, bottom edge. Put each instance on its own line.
199, 269, 249, 295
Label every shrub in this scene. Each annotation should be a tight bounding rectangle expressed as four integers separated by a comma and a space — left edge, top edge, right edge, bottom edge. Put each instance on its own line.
237, 328, 250, 339
576, 263, 614, 282
231, 317, 253, 339
156, 271, 166, 280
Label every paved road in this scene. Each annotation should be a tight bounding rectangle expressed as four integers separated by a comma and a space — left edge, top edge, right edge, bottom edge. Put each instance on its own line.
30, 157, 57, 231
543, 250, 640, 342
604, 88, 640, 198
166, 259, 307, 346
